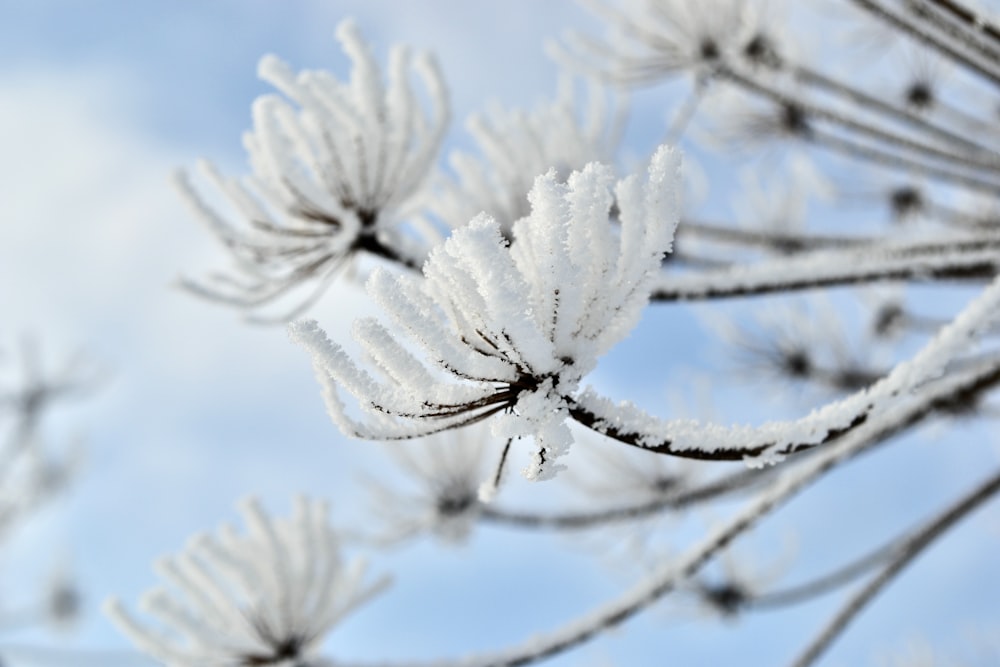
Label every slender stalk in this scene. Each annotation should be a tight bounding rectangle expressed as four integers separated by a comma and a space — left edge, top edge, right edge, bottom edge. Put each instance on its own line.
789, 63, 990, 156
678, 219, 870, 253
664, 75, 711, 144
752, 532, 905, 611
789, 468, 1000, 667
810, 126, 1000, 194
721, 65, 1000, 179
568, 399, 871, 461
345, 365, 999, 667
480, 467, 770, 529
355, 233, 424, 272
570, 337, 1000, 461
904, 0, 1000, 65
850, 0, 1000, 87
924, 0, 1000, 46
652, 237, 1000, 302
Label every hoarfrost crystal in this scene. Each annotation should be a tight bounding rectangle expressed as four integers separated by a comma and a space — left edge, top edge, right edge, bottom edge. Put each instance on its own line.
432, 80, 620, 238
364, 423, 495, 545
105, 497, 388, 667
176, 19, 449, 319
291, 145, 681, 481
558, 0, 781, 85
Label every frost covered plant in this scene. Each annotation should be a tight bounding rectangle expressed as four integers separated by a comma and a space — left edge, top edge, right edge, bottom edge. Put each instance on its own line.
363, 423, 495, 545
291, 145, 681, 481
559, 0, 783, 85
105, 497, 388, 667
432, 80, 621, 238
176, 19, 449, 319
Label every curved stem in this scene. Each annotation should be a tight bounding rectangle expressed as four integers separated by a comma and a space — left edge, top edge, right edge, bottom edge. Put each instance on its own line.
808, 126, 1000, 194
752, 533, 902, 611
904, 0, 1000, 66
652, 236, 1000, 302
789, 468, 1000, 667
850, 0, 1000, 88
677, 219, 870, 253
480, 466, 770, 529
664, 75, 711, 144
569, 347, 1000, 461
721, 64, 1000, 181
924, 0, 1000, 46
341, 364, 992, 667
788, 63, 991, 156
356, 233, 424, 272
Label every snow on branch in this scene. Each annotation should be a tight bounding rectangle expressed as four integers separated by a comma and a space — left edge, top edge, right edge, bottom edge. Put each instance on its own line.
340, 355, 1000, 667
652, 234, 1000, 301
291, 146, 681, 481
290, 132, 1000, 468
175, 19, 450, 320
573, 269, 1000, 462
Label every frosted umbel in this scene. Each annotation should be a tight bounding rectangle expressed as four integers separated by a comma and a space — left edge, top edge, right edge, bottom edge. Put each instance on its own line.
105, 497, 388, 667
291, 146, 682, 480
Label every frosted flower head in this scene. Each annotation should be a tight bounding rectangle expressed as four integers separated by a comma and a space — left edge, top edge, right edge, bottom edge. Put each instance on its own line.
177, 19, 449, 319
432, 79, 621, 238
291, 145, 681, 481
105, 496, 388, 667
364, 424, 495, 545
706, 296, 887, 397
557, 0, 785, 86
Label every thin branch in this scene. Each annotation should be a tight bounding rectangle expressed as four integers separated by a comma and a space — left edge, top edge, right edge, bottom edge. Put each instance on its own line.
720, 64, 1000, 181
788, 62, 992, 156
924, 0, 1000, 46
345, 360, 994, 667
904, 0, 1000, 66
652, 236, 1000, 302
677, 219, 870, 254
480, 466, 769, 530
850, 0, 1000, 87
569, 342, 1000, 461
789, 467, 1000, 667
752, 531, 906, 611
807, 126, 1000, 194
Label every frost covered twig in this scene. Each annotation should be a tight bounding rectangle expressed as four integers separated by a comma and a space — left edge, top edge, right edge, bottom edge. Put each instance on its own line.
652, 234, 1000, 301
345, 348, 1000, 667
480, 465, 767, 530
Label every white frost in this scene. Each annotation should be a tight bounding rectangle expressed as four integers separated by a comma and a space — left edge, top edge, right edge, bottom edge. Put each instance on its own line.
105, 496, 389, 667
291, 145, 682, 480
176, 19, 450, 319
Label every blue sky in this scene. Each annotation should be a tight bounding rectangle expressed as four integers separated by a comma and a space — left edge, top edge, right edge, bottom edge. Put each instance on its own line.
0, 2, 997, 666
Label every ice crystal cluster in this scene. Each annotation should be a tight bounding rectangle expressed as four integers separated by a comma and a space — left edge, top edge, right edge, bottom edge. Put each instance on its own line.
175, 19, 448, 318
106, 497, 386, 667
432, 81, 620, 237
292, 144, 680, 480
